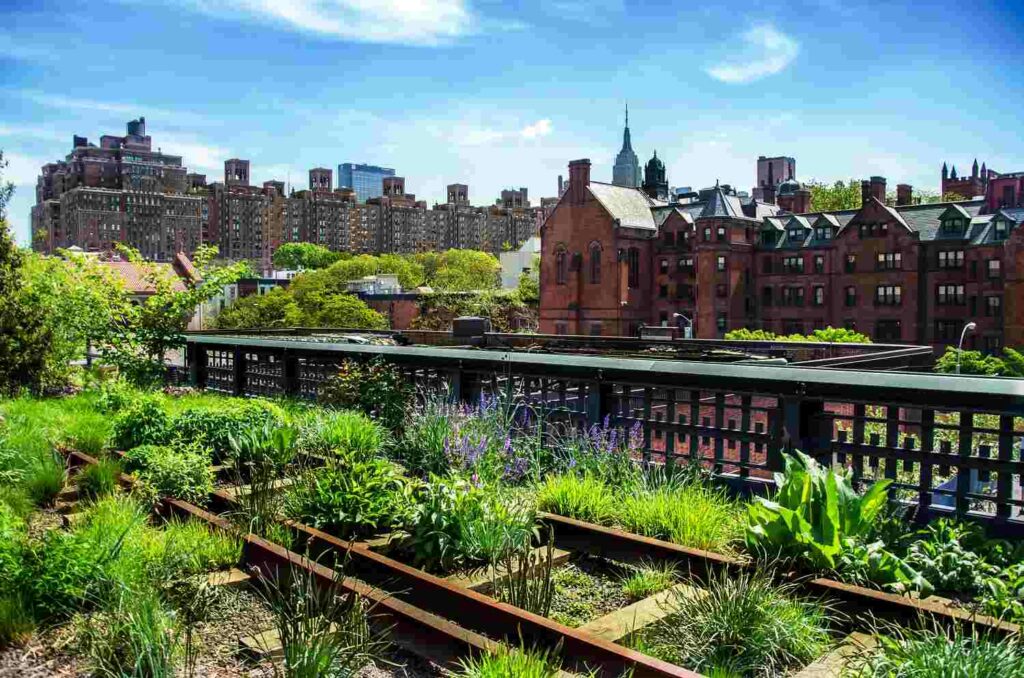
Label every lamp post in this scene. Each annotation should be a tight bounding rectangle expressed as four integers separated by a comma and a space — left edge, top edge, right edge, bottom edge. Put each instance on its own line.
956, 321, 977, 375
673, 312, 693, 339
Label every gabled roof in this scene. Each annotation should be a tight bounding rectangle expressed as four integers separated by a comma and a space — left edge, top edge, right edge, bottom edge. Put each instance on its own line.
938, 203, 972, 221
699, 185, 748, 220
812, 214, 842, 229
588, 182, 657, 230
654, 205, 695, 227
744, 200, 783, 220
996, 207, 1024, 224
900, 200, 985, 241
101, 260, 188, 295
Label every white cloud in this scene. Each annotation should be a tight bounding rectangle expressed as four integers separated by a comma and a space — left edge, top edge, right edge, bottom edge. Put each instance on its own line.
155, 134, 229, 173
13, 90, 208, 126
182, 0, 477, 46
457, 118, 554, 146
520, 119, 552, 139
706, 25, 799, 84
2, 152, 47, 187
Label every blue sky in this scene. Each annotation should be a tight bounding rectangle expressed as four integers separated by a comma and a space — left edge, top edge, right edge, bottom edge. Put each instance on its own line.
3, 0, 1023, 244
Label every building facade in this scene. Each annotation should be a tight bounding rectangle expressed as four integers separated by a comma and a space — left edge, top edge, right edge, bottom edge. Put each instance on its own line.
338, 163, 395, 202
541, 159, 1024, 353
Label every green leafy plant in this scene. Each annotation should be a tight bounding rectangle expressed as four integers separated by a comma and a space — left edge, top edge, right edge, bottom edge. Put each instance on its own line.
252, 561, 390, 678
620, 560, 677, 601
843, 622, 1024, 677
318, 359, 413, 432
490, 527, 555, 616
618, 483, 742, 553
285, 459, 419, 540
77, 457, 124, 502
651, 570, 833, 676
24, 451, 66, 507
536, 473, 617, 525
132, 445, 214, 505
72, 589, 179, 678
981, 562, 1024, 623
174, 399, 284, 462
902, 519, 992, 594
112, 397, 172, 450
392, 395, 459, 476
300, 410, 387, 460
456, 641, 564, 678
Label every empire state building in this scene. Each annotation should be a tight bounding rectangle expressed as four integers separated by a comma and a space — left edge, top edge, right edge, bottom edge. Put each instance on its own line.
612, 104, 641, 188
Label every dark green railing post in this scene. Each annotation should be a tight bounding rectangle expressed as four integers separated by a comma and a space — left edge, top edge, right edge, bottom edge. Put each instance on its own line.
232, 346, 245, 396
782, 387, 827, 461
282, 348, 298, 397
586, 372, 612, 427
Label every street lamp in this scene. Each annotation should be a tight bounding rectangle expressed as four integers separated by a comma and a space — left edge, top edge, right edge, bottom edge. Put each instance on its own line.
956, 321, 977, 375
673, 312, 693, 339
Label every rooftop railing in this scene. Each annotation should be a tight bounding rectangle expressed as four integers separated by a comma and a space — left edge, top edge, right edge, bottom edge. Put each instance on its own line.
182, 333, 1024, 536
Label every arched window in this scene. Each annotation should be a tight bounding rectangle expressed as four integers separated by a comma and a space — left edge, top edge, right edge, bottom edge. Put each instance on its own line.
589, 243, 601, 284
555, 246, 567, 285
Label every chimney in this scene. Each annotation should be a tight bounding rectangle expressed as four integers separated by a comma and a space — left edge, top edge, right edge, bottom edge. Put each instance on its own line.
568, 159, 591, 205
861, 180, 871, 205
870, 176, 886, 203
896, 184, 913, 206
558, 174, 563, 195
763, 184, 777, 205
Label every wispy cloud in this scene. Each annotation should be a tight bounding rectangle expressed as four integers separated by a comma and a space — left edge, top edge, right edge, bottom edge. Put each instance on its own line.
156, 134, 229, 173
706, 25, 799, 84
2, 151, 47, 186
459, 118, 553, 146
177, 0, 477, 46
13, 90, 208, 125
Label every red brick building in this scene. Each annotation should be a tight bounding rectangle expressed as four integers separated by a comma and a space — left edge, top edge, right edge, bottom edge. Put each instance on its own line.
541, 159, 1024, 353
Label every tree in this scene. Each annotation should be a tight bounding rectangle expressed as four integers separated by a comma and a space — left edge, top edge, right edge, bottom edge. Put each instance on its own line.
214, 287, 297, 330
807, 179, 862, 212
517, 255, 539, 303
724, 327, 871, 343
306, 294, 387, 329
272, 242, 342, 270
0, 151, 53, 394
934, 347, 1005, 376
411, 290, 536, 333
429, 249, 500, 291
104, 244, 249, 384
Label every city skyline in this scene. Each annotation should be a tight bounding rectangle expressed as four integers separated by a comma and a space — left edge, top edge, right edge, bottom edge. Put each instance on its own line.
3, 1, 1024, 245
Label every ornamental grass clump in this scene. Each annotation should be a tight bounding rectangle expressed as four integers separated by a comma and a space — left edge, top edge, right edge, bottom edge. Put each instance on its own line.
300, 409, 387, 460
653, 570, 834, 676
456, 641, 564, 678
536, 474, 617, 525
24, 451, 66, 507
76, 456, 123, 502
619, 560, 677, 601
617, 482, 743, 553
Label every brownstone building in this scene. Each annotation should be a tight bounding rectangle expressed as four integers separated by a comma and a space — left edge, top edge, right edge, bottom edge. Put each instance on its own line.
541, 159, 1024, 353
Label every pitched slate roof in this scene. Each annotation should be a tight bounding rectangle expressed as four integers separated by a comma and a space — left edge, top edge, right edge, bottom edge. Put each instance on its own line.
588, 181, 657, 230
899, 199, 985, 241
699, 185, 747, 219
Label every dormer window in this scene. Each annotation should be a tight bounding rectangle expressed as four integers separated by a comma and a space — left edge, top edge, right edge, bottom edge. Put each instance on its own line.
814, 226, 832, 240
994, 220, 1008, 241
787, 227, 803, 242
942, 218, 965, 235
761, 231, 778, 246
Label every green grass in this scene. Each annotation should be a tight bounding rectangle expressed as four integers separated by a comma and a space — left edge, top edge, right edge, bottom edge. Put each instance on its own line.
549, 558, 630, 628
155, 518, 242, 578
72, 589, 178, 678
843, 624, 1024, 677
300, 409, 388, 460
76, 457, 123, 502
0, 592, 35, 648
456, 642, 564, 678
617, 483, 742, 553
619, 560, 677, 601
536, 473, 617, 525
642, 570, 834, 676
24, 452, 66, 507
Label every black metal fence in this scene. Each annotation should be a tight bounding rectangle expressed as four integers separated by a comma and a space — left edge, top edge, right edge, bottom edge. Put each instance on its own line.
183, 334, 1024, 535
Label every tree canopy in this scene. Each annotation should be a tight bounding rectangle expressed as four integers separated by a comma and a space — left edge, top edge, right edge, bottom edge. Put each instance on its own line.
807, 179, 862, 212
272, 242, 344, 270
725, 327, 872, 343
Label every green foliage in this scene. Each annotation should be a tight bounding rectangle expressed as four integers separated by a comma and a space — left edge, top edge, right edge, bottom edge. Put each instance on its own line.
300, 410, 387, 460
536, 474, 617, 525
130, 444, 214, 505
252, 562, 389, 678
807, 178, 862, 212
421, 249, 501, 291
0, 592, 34, 648
156, 519, 242, 578
304, 292, 389, 329
981, 562, 1024, 623
619, 560, 677, 601
272, 242, 343, 270
902, 519, 991, 593
934, 346, 1006, 375
77, 457, 123, 502
24, 452, 66, 507
285, 459, 419, 540
112, 397, 172, 450
318, 358, 413, 432
214, 286, 297, 329
412, 290, 536, 333
401, 479, 537, 572
618, 483, 742, 553
175, 399, 285, 461
72, 589, 178, 678
0, 152, 52, 395
725, 326, 872, 344
490, 531, 555, 617
393, 397, 457, 476
456, 642, 563, 678
844, 624, 1024, 677
517, 255, 540, 303
652, 571, 833, 676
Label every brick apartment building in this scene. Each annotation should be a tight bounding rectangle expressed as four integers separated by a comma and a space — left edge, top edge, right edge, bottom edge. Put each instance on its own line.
540, 158, 1024, 353
32, 119, 544, 262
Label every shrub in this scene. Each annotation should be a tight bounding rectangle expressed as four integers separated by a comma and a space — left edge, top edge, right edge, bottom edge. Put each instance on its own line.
548, 417, 642, 486
902, 519, 991, 594
318, 359, 413, 432
620, 560, 677, 601
173, 399, 284, 462
618, 483, 741, 553
456, 642, 563, 678
112, 397, 171, 450
77, 457, 123, 502
285, 459, 419, 540
394, 397, 460, 476
300, 410, 387, 460
228, 421, 299, 471
652, 571, 833, 676
536, 474, 617, 525
135, 445, 213, 505
401, 479, 536, 572
934, 346, 1006, 376
24, 452, 66, 507
0, 211, 52, 396
844, 623, 1024, 677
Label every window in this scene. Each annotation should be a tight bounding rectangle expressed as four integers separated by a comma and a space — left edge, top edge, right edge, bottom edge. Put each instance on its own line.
589, 322, 602, 336
984, 335, 1002, 354
845, 254, 857, 273
813, 255, 825, 273
663, 231, 675, 246
985, 295, 1002, 317
815, 226, 832, 240
875, 319, 902, 342
813, 286, 825, 306
788, 227, 804, 242
938, 250, 964, 269
703, 227, 711, 240
716, 284, 727, 298
659, 258, 669, 274
988, 259, 1002, 278
659, 284, 668, 298
588, 245, 601, 284
678, 256, 694, 272
762, 287, 773, 306
994, 220, 1008, 241
677, 284, 693, 300
781, 286, 805, 306
783, 256, 804, 273
627, 247, 640, 288
716, 255, 726, 272
876, 285, 902, 305
876, 252, 902, 270
935, 320, 959, 342
942, 218, 965, 235
717, 313, 727, 333
716, 227, 726, 241
555, 248, 567, 285
1001, 186, 1016, 207
936, 284, 965, 306
859, 223, 890, 238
